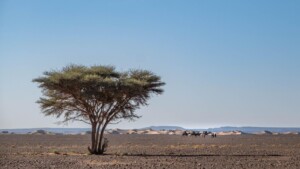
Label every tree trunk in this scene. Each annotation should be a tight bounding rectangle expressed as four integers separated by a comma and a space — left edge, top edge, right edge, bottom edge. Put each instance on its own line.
88, 122, 108, 155
97, 123, 108, 154
88, 123, 97, 154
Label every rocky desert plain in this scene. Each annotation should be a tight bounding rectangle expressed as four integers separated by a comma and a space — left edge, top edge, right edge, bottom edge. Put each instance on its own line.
1, 129, 300, 169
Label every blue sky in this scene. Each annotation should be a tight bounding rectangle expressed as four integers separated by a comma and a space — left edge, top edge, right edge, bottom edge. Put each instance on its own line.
0, 0, 299, 129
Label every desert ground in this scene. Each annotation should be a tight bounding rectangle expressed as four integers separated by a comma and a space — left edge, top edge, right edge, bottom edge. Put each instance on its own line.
1, 134, 300, 169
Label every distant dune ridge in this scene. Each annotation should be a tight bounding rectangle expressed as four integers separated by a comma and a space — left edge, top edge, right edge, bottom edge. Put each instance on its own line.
140, 126, 185, 131
1, 126, 300, 135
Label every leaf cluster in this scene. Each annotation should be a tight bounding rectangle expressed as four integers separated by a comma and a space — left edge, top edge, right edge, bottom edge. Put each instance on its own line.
33, 64, 165, 124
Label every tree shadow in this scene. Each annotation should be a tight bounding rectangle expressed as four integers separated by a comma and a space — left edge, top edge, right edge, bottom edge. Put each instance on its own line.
107, 153, 283, 157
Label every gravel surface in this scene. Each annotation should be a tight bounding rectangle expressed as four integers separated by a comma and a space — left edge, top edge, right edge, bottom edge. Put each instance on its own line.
1, 134, 300, 169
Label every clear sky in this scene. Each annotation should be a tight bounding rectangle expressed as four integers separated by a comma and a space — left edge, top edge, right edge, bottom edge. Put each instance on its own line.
0, 0, 299, 129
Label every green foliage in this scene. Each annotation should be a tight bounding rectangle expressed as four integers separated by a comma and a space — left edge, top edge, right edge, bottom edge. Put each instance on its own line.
33, 64, 165, 124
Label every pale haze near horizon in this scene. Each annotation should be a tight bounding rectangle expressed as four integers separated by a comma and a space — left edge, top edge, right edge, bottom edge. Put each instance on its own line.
0, 0, 299, 129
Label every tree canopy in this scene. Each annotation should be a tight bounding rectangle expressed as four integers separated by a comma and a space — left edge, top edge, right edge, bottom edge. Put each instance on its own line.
33, 64, 165, 154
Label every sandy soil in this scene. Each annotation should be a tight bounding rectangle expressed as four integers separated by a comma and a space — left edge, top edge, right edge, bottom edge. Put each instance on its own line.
1, 134, 300, 169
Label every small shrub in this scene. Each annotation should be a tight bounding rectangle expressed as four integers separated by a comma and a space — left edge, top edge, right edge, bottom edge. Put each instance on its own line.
102, 138, 109, 153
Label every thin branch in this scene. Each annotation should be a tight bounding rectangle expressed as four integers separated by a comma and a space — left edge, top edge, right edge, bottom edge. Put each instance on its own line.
108, 120, 121, 125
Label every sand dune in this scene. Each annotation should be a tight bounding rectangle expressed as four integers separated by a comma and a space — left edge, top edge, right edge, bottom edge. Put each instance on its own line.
216, 131, 244, 136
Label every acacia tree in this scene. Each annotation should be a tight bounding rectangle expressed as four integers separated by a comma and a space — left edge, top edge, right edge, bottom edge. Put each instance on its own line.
33, 65, 165, 155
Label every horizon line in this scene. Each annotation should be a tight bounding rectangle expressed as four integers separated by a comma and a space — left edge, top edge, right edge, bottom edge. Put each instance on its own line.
2, 125, 300, 130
